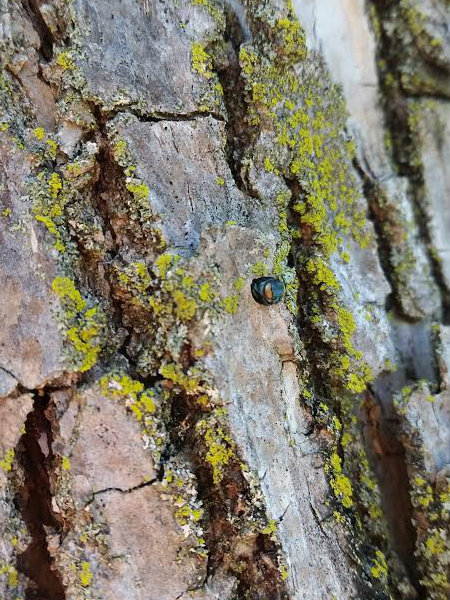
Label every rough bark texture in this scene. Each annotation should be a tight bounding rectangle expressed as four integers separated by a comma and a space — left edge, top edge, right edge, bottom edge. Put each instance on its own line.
0, 0, 449, 599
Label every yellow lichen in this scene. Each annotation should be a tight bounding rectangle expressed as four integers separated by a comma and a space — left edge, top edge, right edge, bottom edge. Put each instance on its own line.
370, 550, 388, 580
172, 289, 197, 320
196, 409, 235, 484
33, 127, 45, 141
79, 561, 92, 587
160, 363, 201, 394
199, 282, 214, 302
52, 277, 104, 372
221, 294, 239, 314
57, 51, 75, 70
326, 451, 353, 508
0, 448, 15, 472
191, 42, 213, 79
0, 563, 18, 587
251, 261, 267, 277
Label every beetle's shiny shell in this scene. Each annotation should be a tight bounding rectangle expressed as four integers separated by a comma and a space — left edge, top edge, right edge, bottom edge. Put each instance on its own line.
251, 276, 285, 306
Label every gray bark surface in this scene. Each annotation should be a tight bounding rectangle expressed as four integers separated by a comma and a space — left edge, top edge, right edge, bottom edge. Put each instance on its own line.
0, 0, 449, 599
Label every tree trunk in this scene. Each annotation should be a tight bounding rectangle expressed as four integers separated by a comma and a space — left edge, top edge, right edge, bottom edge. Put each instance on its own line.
0, 0, 449, 599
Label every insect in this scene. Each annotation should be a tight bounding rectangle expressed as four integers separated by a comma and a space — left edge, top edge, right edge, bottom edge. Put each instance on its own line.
251, 276, 285, 306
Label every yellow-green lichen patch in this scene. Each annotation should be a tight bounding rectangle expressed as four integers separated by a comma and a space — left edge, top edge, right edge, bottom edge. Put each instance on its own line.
262, 518, 277, 537
117, 261, 152, 307
191, 42, 214, 79
317, 395, 387, 540
31, 170, 69, 253
393, 383, 450, 599
233, 276, 245, 292
188, 14, 226, 113
79, 560, 93, 587
52, 277, 106, 372
251, 261, 267, 277
411, 471, 450, 595
417, 527, 450, 599
56, 51, 76, 71
33, 126, 45, 141
199, 282, 215, 302
0, 562, 19, 588
370, 550, 388, 581
160, 362, 202, 395
0, 448, 15, 472
196, 407, 236, 484
112, 251, 245, 379
325, 451, 353, 509
125, 177, 150, 205
221, 293, 239, 314
279, 562, 289, 581
106, 129, 157, 227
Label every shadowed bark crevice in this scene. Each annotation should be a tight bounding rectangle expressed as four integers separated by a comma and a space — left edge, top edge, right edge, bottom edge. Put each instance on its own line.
361, 387, 422, 598
19, 0, 54, 61
15, 391, 66, 600
214, 3, 258, 197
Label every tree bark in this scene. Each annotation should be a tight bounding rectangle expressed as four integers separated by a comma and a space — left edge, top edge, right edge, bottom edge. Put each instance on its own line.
0, 0, 449, 599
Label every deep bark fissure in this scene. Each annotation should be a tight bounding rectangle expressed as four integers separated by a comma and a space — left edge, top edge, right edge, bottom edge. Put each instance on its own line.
19, 0, 54, 61
282, 171, 424, 599
283, 177, 342, 408
361, 387, 421, 596
83, 101, 138, 361
359, 6, 449, 596
214, 3, 257, 196
15, 391, 66, 600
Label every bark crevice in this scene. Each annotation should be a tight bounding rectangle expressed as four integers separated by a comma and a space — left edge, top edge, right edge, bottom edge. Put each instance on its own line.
14, 390, 66, 600
19, 0, 54, 61
361, 387, 422, 598
214, 3, 257, 196
86, 478, 158, 504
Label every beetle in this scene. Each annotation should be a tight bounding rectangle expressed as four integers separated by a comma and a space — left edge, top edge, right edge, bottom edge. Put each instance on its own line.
251, 276, 285, 306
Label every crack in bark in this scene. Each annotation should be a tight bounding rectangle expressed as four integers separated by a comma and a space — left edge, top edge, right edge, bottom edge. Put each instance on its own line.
19, 0, 54, 61
214, 2, 258, 197
15, 390, 66, 600
361, 386, 421, 596
309, 501, 329, 539
105, 107, 226, 123
86, 477, 157, 505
